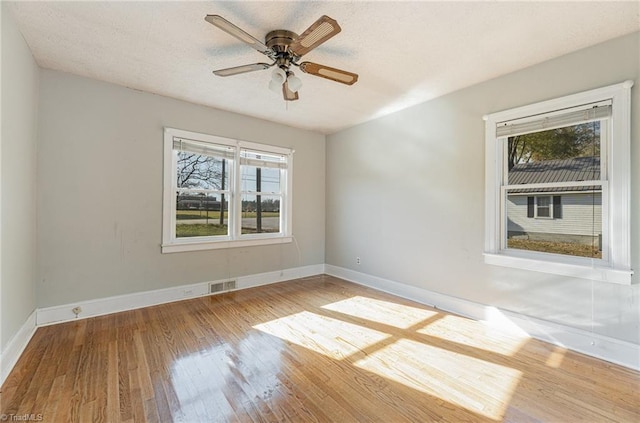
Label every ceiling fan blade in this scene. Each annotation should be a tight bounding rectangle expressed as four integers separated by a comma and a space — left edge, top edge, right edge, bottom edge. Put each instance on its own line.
213, 63, 272, 77
282, 79, 299, 101
299, 62, 358, 85
289, 15, 341, 56
205, 15, 271, 55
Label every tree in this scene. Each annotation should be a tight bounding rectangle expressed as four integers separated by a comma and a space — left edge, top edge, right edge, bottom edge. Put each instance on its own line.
176, 153, 226, 220
507, 122, 600, 170
177, 152, 223, 190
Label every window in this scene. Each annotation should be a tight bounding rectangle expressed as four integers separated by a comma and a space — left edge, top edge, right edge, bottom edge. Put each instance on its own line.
162, 128, 293, 253
484, 81, 633, 284
535, 196, 551, 218
240, 149, 286, 235
524, 196, 562, 219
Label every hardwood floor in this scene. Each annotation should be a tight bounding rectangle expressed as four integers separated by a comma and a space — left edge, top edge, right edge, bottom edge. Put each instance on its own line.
1, 275, 638, 422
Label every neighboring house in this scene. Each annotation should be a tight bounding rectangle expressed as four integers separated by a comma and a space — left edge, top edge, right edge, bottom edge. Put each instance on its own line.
507, 156, 601, 246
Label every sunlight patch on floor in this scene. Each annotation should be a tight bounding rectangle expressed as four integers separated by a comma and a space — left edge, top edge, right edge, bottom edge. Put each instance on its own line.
171, 340, 288, 420
417, 314, 529, 356
545, 345, 567, 368
481, 306, 530, 337
354, 338, 522, 420
253, 311, 390, 359
170, 345, 237, 421
321, 295, 439, 328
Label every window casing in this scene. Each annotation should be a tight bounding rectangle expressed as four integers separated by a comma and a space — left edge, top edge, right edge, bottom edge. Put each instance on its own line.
162, 128, 293, 253
484, 81, 634, 284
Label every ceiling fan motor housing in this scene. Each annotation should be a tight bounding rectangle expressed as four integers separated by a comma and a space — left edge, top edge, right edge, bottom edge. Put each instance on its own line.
266, 30, 301, 70
265, 30, 298, 52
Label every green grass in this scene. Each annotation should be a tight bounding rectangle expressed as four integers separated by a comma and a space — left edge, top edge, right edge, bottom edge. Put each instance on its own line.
508, 238, 601, 259
176, 210, 279, 220
176, 210, 225, 220
176, 223, 228, 237
241, 212, 279, 218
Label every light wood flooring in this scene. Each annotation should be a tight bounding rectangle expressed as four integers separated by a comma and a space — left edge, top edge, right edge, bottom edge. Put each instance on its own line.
1, 275, 638, 422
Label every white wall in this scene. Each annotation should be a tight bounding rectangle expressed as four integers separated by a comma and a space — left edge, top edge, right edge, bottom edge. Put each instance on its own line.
1, 4, 39, 350
36, 70, 325, 308
326, 32, 640, 343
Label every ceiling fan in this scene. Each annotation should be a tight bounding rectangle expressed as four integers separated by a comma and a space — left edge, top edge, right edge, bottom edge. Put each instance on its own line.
205, 14, 359, 101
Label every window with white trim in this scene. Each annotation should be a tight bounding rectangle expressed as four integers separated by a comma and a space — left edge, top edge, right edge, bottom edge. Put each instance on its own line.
162, 128, 293, 253
534, 196, 551, 218
484, 81, 634, 284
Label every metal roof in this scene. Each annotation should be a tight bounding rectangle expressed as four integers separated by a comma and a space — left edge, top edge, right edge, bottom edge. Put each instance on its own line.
508, 157, 600, 193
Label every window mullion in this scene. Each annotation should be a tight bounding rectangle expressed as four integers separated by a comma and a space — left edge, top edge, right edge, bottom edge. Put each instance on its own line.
232, 147, 242, 240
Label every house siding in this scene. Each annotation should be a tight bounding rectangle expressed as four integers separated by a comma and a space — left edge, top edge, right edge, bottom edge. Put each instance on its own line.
507, 192, 602, 244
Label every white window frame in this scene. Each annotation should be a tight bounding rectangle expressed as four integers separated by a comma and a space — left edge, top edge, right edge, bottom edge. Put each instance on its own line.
484, 81, 634, 284
162, 128, 293, 253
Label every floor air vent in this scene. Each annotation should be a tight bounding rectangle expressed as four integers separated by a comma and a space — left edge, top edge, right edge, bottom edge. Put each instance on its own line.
210, 280, 236, 294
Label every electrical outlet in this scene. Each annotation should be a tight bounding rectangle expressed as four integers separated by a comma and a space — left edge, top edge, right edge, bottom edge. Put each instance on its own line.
356, 257, 361, 265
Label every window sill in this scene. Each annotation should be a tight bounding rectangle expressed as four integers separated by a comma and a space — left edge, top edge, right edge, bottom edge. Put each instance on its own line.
162, 236, 293, 253
484, 252, 634, 285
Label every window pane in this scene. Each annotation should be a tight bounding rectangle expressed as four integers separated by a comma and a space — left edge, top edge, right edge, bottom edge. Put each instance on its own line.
176, 193, 228, 238
177, 152, 229, 190
507, 121, 601, 184
506, 188, 602, 258
241, 194, 281, 234
241, 165, 281, 193
537, 207, 550, 218
536, 196, 550, 217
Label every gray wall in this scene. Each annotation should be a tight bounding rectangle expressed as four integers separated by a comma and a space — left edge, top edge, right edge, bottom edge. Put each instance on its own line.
37, 70, 325, 308
326, 32, 640, 343
1, 4, 39, 349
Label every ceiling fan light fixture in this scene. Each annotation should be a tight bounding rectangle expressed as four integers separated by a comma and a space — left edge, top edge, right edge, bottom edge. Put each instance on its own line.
268, 78, 282, 93
271, 67, 287, 84
287, 72, 302, 92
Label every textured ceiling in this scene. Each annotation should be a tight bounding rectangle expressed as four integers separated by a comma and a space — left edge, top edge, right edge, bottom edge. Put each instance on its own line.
7, 1, 640, 134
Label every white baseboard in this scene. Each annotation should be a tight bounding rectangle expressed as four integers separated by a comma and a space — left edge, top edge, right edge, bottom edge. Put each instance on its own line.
325, 264, 640, 371
1, 309, 37, 386
8, 262, 638, 387
235, 263, 326, 290
37, 264, 324, 326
